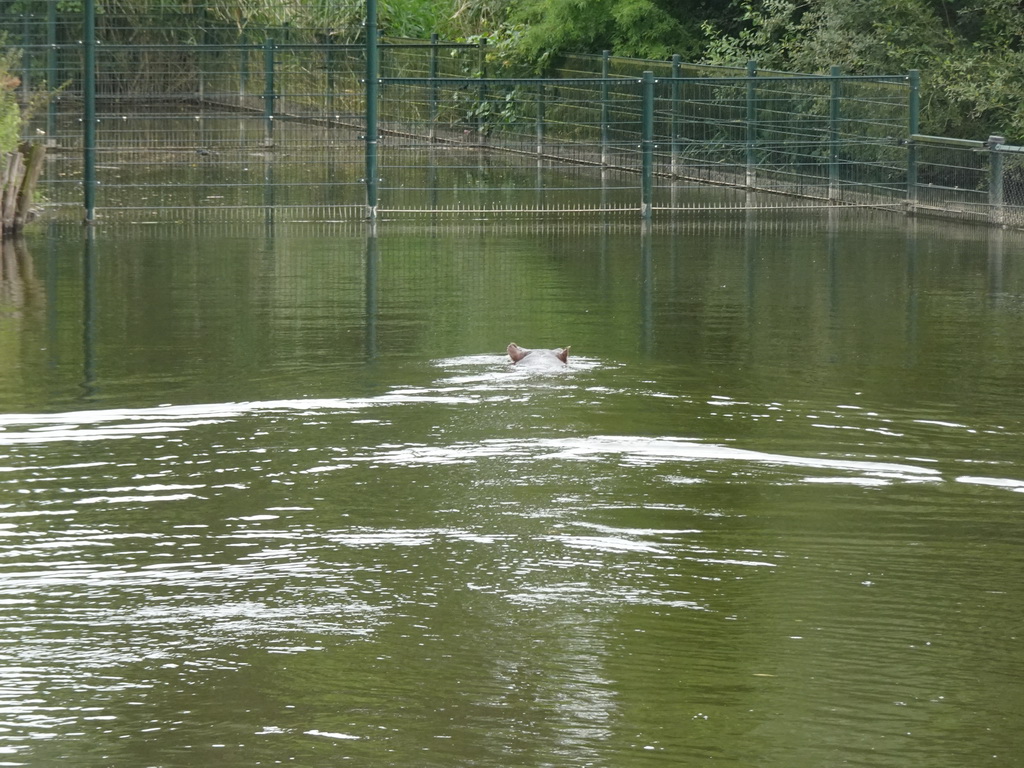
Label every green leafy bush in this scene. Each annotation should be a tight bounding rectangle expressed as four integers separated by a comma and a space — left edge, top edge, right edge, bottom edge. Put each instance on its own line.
0, 43, 21, 155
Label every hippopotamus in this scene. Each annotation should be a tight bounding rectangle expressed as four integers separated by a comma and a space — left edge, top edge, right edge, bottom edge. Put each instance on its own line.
507, 343, 570, 366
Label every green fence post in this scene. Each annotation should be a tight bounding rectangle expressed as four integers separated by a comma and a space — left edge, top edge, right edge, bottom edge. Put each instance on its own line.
988, 135, 1005, 226
240, 29, 249, 98
46, 0, 58, 146
476, 38, 487, 145
671, 54, 681, 177
325, 32, 335, 118
263, 39, 275, 147
197, 5, 206, 103
745, 60, 757, 189
428, 33, 438, 142
907, 69, 920, 212
641, 71, 654, 220
601, 50, 611, 166
83, 0, 97, 223
829, 65, 841, 201
536, 83, 545, 156
21, 11, 30, 102
365, 0, 379, 218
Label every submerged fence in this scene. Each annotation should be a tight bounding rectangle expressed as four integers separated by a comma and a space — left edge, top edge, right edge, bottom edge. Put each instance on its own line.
5, 5, 1024, 227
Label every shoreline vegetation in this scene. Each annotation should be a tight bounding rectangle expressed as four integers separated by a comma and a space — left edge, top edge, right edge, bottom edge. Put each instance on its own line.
2, 0, 1022, 144
1, 0, 1020, 233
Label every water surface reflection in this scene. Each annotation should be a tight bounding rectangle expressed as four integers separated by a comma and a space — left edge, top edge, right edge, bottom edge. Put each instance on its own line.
1, 216, 1023, 766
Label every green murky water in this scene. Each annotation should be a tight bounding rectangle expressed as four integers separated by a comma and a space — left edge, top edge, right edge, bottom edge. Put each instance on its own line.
1, 212, 1022, 766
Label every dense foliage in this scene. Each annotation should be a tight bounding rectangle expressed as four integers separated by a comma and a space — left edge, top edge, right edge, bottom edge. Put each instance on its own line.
0, 44, 21, 154
0, 0, 1021, 141
443, 0, 1024, 141
698, 0, 1024, 141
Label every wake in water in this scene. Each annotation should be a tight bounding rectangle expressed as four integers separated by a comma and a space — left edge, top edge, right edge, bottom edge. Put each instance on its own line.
0, 352, 983, 489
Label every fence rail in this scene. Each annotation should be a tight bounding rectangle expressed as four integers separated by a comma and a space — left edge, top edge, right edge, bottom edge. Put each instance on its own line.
4, 4, 1024, 227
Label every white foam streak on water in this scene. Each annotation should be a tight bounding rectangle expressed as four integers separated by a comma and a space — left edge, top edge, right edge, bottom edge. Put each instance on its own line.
306, 730, 361, 741
0, 352, 599, 440
320, 434, 941, 485
0, 397, 438, 445
575, 521, 701, 537
0, 392, 954, 490
955, 475, 1024, 491
77, 492, 203, 505
542, 435, 941, 479
555, 534, 669, 555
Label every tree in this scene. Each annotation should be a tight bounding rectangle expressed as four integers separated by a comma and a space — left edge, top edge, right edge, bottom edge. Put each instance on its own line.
934, 0, 1024, 141
701, 0, 955, 73
701, 0, 1024, 141
506, 0, 725, 62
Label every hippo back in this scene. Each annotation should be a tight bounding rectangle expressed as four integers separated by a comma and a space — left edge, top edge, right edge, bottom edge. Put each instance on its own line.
507, 343, 570, 367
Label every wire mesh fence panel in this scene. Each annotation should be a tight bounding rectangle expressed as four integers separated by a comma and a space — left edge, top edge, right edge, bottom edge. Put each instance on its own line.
909, 141, 1024, 228
373, 77, 648, 214
4, 4, 1022, 227
1000, 153, 1024, 229
648, 74, 911, 209
914, 143, 990, 223
87, 42, 366, 220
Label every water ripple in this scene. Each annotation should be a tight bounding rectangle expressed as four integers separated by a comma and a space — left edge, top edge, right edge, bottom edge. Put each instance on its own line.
316, 434, 942, 486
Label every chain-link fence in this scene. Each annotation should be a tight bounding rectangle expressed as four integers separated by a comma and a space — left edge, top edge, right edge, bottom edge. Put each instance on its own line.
4, 3, 1023, 226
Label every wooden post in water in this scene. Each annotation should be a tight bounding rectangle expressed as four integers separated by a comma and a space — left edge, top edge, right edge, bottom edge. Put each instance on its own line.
1, 152, 23, 231
1, 144, 46, 234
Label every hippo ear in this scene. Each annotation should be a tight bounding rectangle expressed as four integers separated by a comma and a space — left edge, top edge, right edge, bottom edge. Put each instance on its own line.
507, 343, 530, 363
556, 346, 570, 363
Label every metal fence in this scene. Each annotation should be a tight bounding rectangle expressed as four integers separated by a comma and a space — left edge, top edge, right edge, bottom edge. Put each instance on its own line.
910, 134, 1024, 227
5, 3, 1024, 227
